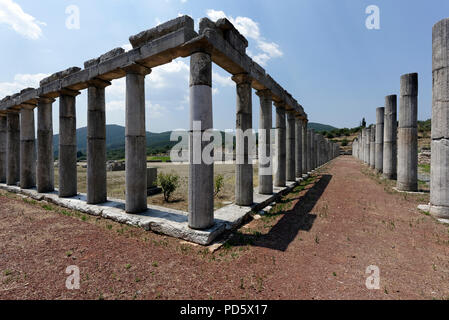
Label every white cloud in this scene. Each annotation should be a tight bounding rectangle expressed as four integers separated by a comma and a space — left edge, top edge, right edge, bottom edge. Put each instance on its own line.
106, 100, 164, 119
212, 71, 233, 87
0, 72, 48, 97
0, 0, 45, 40
206, 9, 283, 66
148, 59, 189, 89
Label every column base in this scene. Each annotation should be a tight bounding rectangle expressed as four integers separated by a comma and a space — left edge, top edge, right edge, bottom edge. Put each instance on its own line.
396, 181, 418, 192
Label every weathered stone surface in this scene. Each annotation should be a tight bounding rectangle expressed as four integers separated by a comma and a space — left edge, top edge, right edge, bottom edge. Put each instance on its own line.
20, 108, 36, 189
375, 107, 384, 173
257, 90, 273, 195
234, 73, 253, 206
125, 69, 148, 213
199, 17, 248, 55
37, 98, 55, 193
431, 19, 449, 219
286, 112, 296, 181
39, 67, 81, 86
275, 103, 286, 186
397, 73, 418, 192
383, 95, 397, 179
84, 47, 125, 68
0, 116, 6, 183
6, 112, 20, 186
129, 15, 194, 48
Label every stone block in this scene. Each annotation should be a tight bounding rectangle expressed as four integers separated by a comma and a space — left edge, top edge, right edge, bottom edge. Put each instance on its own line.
129, 15, 194, 48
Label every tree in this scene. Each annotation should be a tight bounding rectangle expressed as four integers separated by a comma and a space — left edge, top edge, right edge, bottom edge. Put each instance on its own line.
361, 118, 366, 128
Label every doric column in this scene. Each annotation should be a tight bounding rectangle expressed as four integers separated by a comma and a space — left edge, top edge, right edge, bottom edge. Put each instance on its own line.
375, 107, 384, 173
397, 73, 418, 191
37, 97, 55, 193
315, 134, 318, 166
369, 124, 376, 169
383, 95, 397, 179
295, 116, 303, 179
301, 119, 308, 175
308, 129, 315, 170
0, 116, 6, 183
189, 51, 214, 229
256, 89, 273, 195
430, 18, 449, 218
6, 112, 20, 185
286, 111, 296, 181
274, 102, 286, 186
20, 105, 36, 189
364, 127, 371, 164
233, 73, 253, 206
124, 64, 151, 213
58, 89, 80, 197
87, 79, 111, 204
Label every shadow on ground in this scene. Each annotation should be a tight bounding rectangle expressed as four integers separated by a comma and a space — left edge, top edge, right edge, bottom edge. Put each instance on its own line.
228, 174, 332, 252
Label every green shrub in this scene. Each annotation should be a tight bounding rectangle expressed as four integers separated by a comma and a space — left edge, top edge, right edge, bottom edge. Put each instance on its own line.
214, 174, 224, 197
341, 139, 348, 146
158, 172, 180, 202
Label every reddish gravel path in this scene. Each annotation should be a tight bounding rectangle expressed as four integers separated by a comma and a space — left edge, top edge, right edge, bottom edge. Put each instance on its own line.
1, 156, 448, 300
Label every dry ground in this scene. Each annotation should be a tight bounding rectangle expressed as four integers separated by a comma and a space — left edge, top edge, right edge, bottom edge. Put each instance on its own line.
1, 156, 449, 300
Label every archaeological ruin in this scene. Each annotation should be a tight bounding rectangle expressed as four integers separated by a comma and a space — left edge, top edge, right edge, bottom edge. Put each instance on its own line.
0, 16, 340, 245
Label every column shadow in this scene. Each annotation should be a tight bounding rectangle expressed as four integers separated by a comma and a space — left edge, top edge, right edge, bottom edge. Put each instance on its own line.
227, 174, 332, 252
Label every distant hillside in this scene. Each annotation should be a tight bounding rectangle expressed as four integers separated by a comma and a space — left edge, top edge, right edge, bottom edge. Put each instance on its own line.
53, 125, 177, 154
53, 123, 339, 159
308, 122, 338, 132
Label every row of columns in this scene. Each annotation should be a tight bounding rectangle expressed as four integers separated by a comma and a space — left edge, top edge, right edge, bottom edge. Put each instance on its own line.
353, 73, 419, 192
0, 52, 339, 232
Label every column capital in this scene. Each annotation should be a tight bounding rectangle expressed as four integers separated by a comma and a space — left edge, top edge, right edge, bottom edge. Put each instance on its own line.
59, 88, 81, 97
232, 73, 251, 85
122, 63, 152, 76
255, 89, 272, 99
37, 96, 56, 104
274, 101, 286, 109
19, 102, 37, 110
87, 78, 112, 89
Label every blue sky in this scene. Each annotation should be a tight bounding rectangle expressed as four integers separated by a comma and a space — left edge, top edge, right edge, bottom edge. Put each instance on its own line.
0, 0, 447, 134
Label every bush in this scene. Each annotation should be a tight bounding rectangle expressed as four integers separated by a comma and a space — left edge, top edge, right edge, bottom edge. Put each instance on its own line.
214, 174, 224, 197
158, 172, 180, 202
341, 139, 348, 147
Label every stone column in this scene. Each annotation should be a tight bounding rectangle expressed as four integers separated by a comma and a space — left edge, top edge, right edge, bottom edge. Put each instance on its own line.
256, 89, 272, 195
58, 89, 80, 197
6, 112, 20, 185
0, 116, 6, 183
124, 64, 151, 213
274, 102, 286, 187
375, 107, 384, 173
369, 125, 376, 169
233, 73, 253, 206
295, 117, 303, 179
397, 73, 418, 191
360, 131, 364, 161
430, 18, 449, 218
189, 52, 214, 228
383, 95, 397, 179
301, 119, 308, 175
20, 106, 36, 189
364, 127, 371, 164
286, 111, 296, 181
308, 129, 315, 170
87, 79, 111, 204
37, 97, 55, 193
314, 133, 319, 168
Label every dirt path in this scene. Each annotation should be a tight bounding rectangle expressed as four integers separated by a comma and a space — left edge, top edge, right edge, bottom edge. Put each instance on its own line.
1, 156, 448, 300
